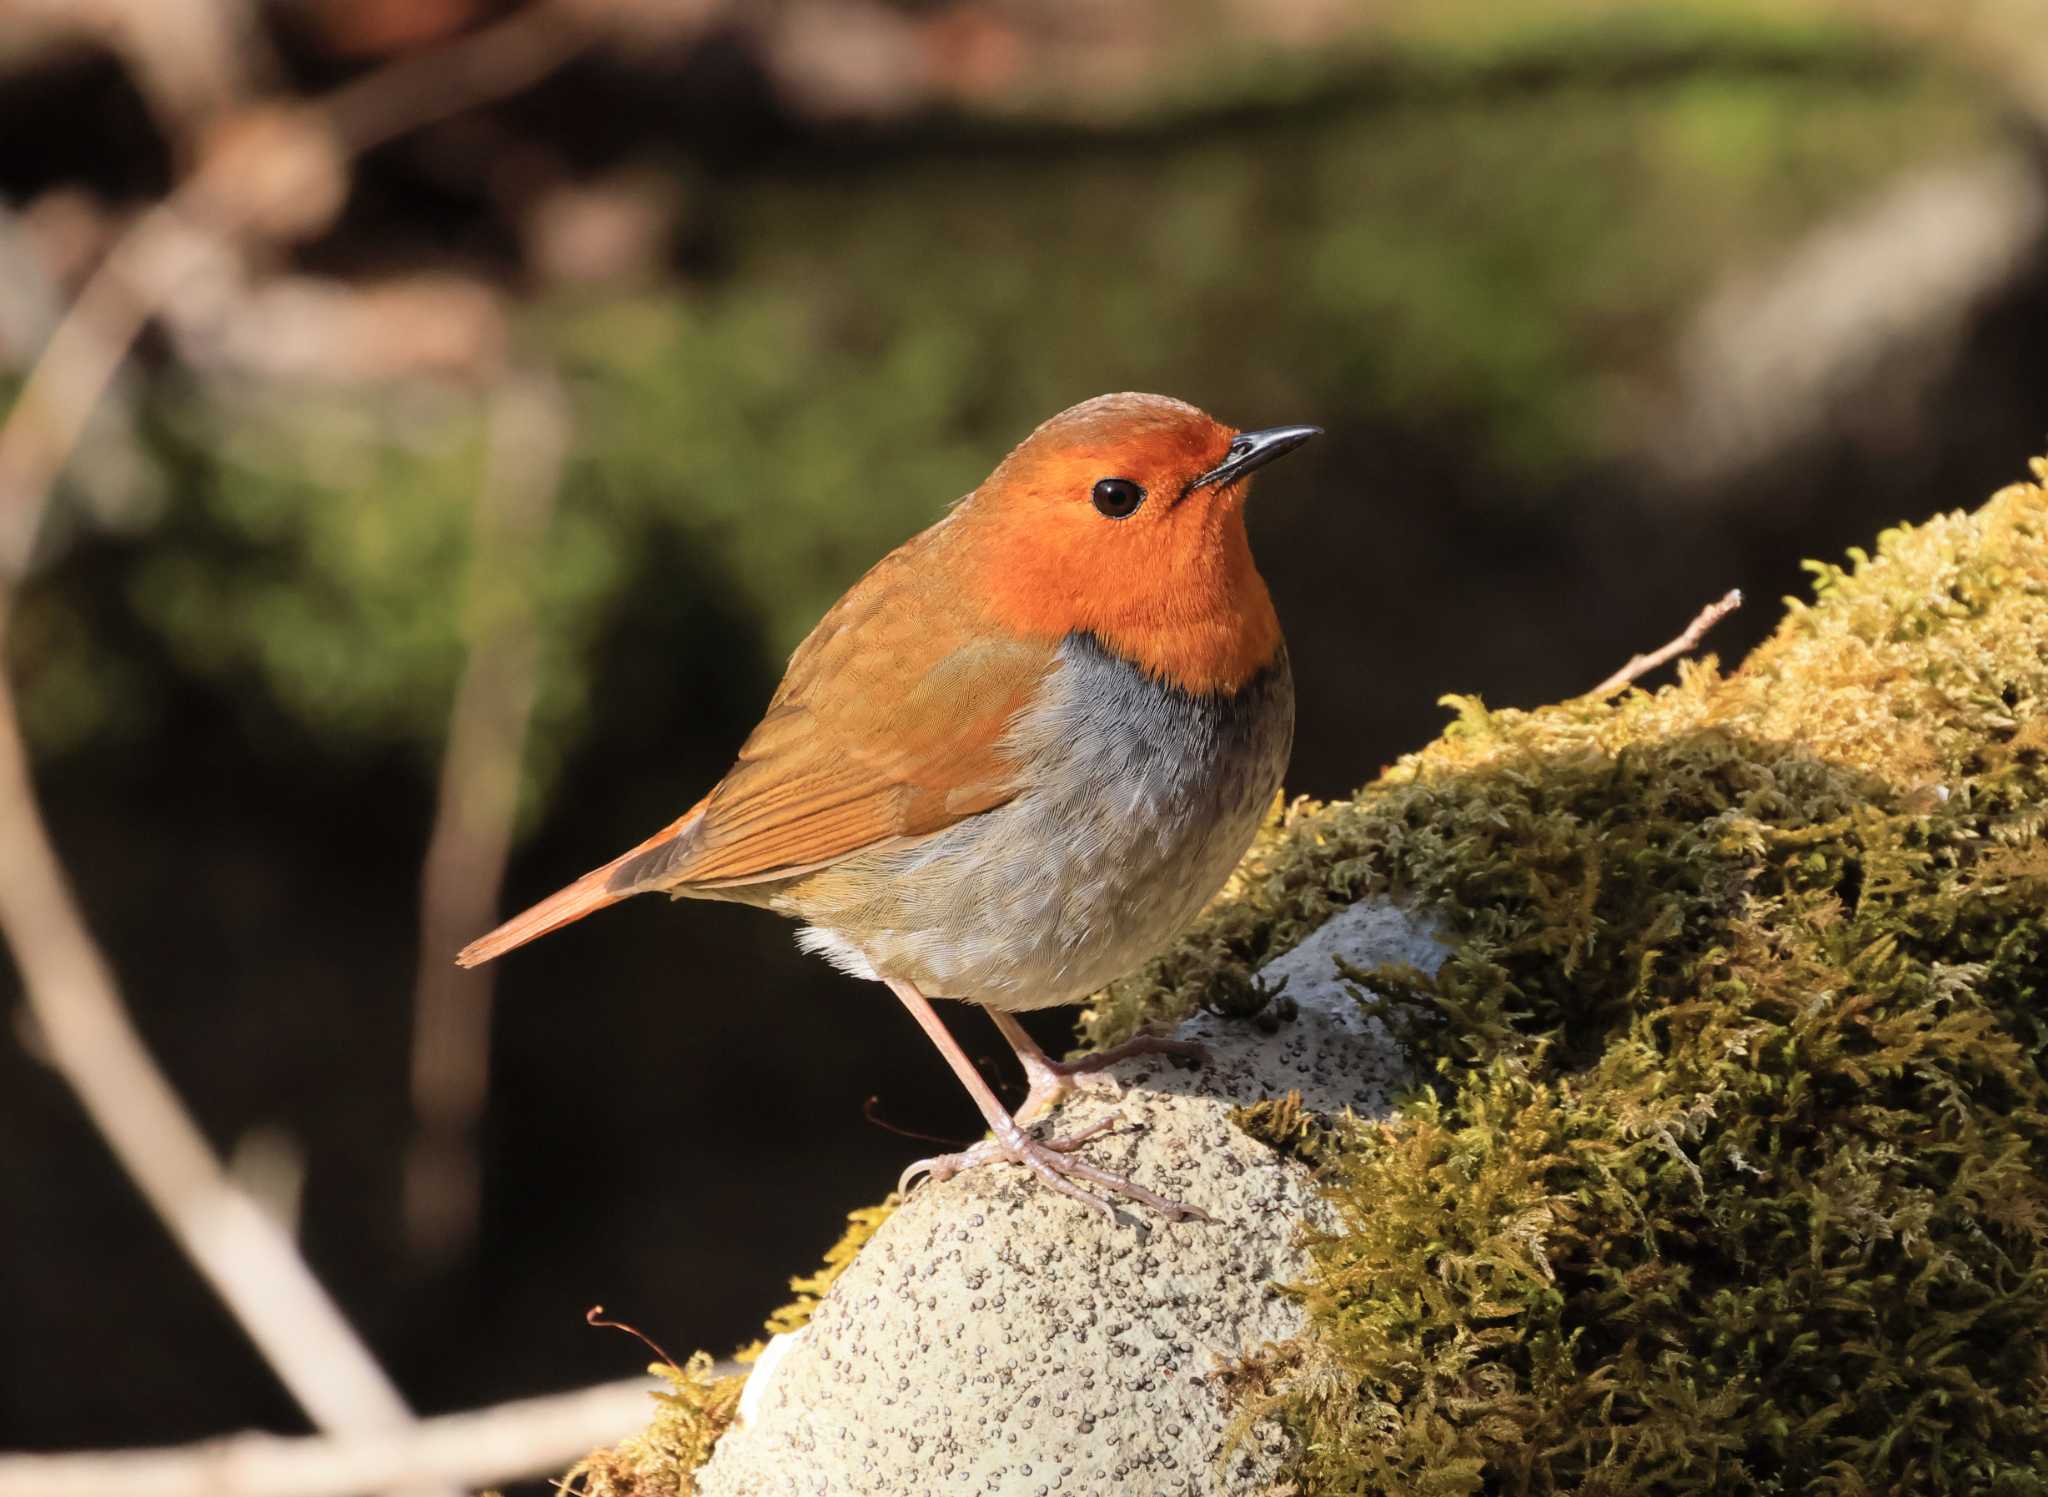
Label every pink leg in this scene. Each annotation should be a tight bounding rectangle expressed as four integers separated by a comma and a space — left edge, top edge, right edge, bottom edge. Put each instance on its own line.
886, 978, 1207, 1222
988, 1010, 1210, 1125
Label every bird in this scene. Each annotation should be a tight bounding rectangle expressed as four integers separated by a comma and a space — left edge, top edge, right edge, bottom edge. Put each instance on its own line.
457, 393, 1318, 1219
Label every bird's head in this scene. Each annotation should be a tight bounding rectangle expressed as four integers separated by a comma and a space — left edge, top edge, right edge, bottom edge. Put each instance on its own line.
958, 393, 1319, 695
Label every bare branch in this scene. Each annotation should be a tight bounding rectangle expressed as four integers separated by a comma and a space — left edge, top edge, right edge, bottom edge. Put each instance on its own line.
1585, 588, 1744, 698
0, 0, 592, 591
0, 201, 202, 588
0, 1378, 658, 1497
104, 0, 278, 146
0, 0, 595, 1461
406, 368, 571, 1261
323, 2, 593, 157
0, 665, 420, 1435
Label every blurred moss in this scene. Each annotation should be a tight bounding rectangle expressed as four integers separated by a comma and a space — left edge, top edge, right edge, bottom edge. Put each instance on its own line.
540, 30, 1984, 660
108, 380, 629, 804
7, 14, 1999, 793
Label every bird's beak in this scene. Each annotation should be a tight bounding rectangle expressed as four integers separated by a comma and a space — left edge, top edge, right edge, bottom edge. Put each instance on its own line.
1192, 424, 1323, 491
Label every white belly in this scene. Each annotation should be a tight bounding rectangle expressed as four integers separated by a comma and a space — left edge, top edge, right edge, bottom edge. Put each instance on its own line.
781, 633, 1293, 1009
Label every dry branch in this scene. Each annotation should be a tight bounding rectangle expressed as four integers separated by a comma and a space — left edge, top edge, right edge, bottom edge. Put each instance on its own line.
0, 665, 421, 1438
0, 0, 595, 1472
1586, 588, 1743, 698
322, 0, 591, 156
406, 368, 571, 1261
0, 1378, 658, 1497
0, 202, 201, 587
0, 0, 593, 587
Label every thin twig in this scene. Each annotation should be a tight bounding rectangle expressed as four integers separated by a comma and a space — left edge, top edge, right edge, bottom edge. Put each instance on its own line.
1585, 588, 1744, 698
405, 368, 569, 1262
0, 0, 592, 590
0, 200, 201, 589
0, 1377, 659, 1497
0, 0, 594, 1461
322, 1, 592, 157
0, 668, 419, 1436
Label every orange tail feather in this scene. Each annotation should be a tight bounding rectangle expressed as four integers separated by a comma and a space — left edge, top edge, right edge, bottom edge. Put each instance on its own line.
454, 805, 703, 968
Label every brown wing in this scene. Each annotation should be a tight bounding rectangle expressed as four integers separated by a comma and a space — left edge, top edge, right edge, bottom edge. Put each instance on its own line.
458, 523, 1049, 968
659, 526, 1051, 887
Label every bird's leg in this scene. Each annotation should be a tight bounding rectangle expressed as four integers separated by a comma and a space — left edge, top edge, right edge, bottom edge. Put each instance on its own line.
988, 1009, 1210, 1126
885, 978, 1207, 1222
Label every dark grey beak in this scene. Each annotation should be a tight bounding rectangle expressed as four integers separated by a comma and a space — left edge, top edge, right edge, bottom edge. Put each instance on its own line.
1193, 424, 1322, 491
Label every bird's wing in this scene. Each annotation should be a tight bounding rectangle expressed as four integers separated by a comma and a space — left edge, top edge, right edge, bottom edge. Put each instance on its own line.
457, 523, 1055, 967
650, 530, 1050, 887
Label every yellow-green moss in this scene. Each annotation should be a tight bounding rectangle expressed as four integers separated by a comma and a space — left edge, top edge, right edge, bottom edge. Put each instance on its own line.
562, 1200, 897, 1494
754, 1201, 897, 1345
1231, 1090, 1339, 1168
576, 463, 2047, 1494
562, 1354, 743, 1497
1093, 460, 2048, 1492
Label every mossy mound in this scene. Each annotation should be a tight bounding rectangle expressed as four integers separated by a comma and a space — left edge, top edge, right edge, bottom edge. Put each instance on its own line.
1085, 459, 2048, 1492
562, 1205, 894, 1497
570, 460, 2047, 1493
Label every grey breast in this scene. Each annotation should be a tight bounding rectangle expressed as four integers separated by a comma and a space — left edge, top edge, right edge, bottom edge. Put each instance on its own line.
786, 632, 1294, 1010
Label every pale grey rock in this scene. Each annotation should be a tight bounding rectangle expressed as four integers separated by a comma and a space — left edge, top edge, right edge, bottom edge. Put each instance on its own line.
697, 900, 1444, 1497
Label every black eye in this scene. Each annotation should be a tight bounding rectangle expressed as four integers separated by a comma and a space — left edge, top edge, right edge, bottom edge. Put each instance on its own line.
1091, 477, 1145, 519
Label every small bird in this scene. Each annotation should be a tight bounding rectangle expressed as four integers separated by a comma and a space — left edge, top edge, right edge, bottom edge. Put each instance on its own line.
458, 394, 1317, 1218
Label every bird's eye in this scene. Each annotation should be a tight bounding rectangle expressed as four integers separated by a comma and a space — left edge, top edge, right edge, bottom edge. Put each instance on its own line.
1091, 477, 1146, 519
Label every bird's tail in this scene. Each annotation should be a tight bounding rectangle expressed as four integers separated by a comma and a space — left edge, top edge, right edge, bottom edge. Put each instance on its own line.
454, 802, 706, 968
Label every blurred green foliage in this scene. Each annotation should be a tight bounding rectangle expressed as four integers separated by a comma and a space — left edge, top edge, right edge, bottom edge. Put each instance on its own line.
8, 15, 1997, 801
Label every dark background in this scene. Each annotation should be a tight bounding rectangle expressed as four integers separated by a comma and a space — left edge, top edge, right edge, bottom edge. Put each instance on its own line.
3, 0, 2045, 1466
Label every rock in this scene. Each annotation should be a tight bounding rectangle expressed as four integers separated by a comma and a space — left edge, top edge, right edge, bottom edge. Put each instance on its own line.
696, 900, 1442, 1496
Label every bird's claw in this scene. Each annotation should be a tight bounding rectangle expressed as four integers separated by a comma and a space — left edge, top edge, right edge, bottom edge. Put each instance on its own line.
1017, 1066, 1122, 1125
1014, 1031, 1210, 1126
899, 1115, 1209, 1223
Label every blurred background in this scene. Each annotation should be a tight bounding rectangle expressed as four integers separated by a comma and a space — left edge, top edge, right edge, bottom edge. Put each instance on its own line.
2, 0, 2045, 1476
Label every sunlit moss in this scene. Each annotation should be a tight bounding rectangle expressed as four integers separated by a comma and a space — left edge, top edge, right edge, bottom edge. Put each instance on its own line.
754, 1200, 897, 1345
1088, 459, 2048, 1491
562, 453, 2046, 1493
565, 1200, 897, 1493
561, 1353, 743, 1497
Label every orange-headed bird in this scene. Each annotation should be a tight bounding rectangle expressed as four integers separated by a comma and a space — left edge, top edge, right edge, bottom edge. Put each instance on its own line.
459, 394, 1319, 1218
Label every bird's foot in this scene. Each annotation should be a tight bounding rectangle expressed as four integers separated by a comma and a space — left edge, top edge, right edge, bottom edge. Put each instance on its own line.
898, 1114, 1210, 1223
1014, 1031, 1211, 1125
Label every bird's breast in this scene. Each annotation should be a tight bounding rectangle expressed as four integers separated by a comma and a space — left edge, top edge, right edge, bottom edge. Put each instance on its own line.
782, 632, 1294, 1008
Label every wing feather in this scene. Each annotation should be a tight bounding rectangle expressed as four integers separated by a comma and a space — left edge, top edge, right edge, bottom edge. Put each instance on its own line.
457, 521, 1052, 966
649, 524, 1050, 887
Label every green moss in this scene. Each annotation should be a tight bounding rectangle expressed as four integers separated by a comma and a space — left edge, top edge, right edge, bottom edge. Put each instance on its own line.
1232, 1090, 1338, 1167
1099, 460, 2048, 1491
563, 1200, 897, 1493
754, 1201, 897, 1344
567, 464, 2047, 1494
562, 1353, 743, 1497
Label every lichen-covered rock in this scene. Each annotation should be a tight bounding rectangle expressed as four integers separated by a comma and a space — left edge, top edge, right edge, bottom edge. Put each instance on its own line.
573, 459, 2048, 1497
694, 902, 1442, 1496
1151, 461, 2048, 1494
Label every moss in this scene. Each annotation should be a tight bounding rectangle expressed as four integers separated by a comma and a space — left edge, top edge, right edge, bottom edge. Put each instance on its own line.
1232, 1090, 1338, 1167
564, 1200, 897, 1493
574, 465, 2046, 1492
562, 1354, 743, 1497
754, 1200, 897, 1343
1093, 460, 2048, 1491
